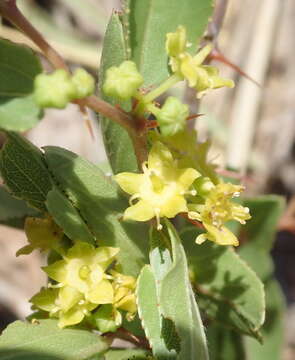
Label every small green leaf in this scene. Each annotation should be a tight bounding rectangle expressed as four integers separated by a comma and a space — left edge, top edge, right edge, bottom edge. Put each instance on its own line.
0, 132, 52, 211
0, 319, 109, 360
43, 146, 148, 276
161, 317, 181, 354
181, 227, 265, 340
136, 265, 175, 359
126, 0, 214, 86
99, 13, 137, 174
0, 39, 42, 131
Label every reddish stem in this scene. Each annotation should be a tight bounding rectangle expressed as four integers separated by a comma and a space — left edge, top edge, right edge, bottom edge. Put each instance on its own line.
104, 327, 150, 350
0, 0, 68, 71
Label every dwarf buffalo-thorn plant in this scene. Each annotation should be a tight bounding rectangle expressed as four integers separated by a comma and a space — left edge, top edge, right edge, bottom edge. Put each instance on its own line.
0, 0, 286, 359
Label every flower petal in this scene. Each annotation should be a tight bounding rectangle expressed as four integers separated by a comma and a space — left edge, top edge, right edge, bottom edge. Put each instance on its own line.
161, 195, 187, 218
58, 286, 82, 312
177, 167, 200, 189
124, 200, 154, 221
87, 279, 114, 304
115, 173, 144, 195
58, 308, 85, 328
148, 142, 174, 173
43, 260, 67, 283
203, 223, 239, 246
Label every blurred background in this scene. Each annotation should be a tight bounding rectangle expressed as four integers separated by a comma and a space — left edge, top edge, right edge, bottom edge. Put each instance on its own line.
0, 0, 295, 358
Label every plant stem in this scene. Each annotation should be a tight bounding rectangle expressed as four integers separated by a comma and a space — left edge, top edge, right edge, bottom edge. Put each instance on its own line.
0, 0, 68, 71
142, 74, 182, 103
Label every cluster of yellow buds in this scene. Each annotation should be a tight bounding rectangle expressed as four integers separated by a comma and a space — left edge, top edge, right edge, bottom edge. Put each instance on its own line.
30, 241, 137, 329
166, 26, 234, 98
115, 138, 251, 247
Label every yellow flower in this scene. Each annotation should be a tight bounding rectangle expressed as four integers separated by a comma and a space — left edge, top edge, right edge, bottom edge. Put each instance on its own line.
30, 286, 97, 328
111, 270, 137, 320
165, 27, 234, 97
43, 241, 119, 305
115, 142, 199, 230
189, 183, 251, 246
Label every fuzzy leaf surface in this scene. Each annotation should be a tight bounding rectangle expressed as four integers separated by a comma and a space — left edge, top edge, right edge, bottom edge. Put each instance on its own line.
159, 220, 209, 360
0, 39, 42, 131
43, 146, 148, 276
0, 133, 52, 211
0, 319, 108, 360
99, 13, 137, 174
136, 265, 174, 359
181, 227, 265, 340
127, 0, 214, 85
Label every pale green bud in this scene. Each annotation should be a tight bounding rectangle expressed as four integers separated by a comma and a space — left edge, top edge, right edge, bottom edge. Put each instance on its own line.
71, 68, 95, 99
34, 69, 76, 109
194, 176, 215, 197
166, 25, 187, 57
156, 97, 189, 136
103, 60, 143, 100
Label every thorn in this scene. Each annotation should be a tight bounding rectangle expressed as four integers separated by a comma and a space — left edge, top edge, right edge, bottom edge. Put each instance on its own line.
209, 48, 261, 88
79, 105, 94, 141
187, 113, 204, 121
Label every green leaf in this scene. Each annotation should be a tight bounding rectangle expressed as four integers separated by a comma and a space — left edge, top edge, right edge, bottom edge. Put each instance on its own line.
43, 146, 148, 276
137, 265, 174, 359
243, 280, 285, 360
181, 227, 265, 340
126, 0, 214, 86
46, 187, 95, 245
0, 319, 108, 360
0, 39, 42, 131
238, 196, 286, 358
99, 14, 137, 174
239, 195, 285, 280
160, 220, 209, 360
206, 325, 246, 360
0, 132, 52, 211
104, 348, 150, 360
0, 185, 38, 226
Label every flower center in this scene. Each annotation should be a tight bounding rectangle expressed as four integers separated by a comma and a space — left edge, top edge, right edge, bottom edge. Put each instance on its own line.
79, 265, 91, 280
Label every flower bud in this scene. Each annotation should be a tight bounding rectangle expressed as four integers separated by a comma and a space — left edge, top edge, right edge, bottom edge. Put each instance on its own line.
166, 25, 187, 57
34, 69, 76, 109
194, 176, 215, 197
103, 60, 143, 100
71, 68, 95, 99
156, 97, 189, 136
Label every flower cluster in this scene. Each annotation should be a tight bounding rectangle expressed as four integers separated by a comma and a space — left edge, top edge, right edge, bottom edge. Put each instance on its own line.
115, 138, 251, 246
115, 141, 199, 230
30, 241, 137, 329
166, 26, 234, 98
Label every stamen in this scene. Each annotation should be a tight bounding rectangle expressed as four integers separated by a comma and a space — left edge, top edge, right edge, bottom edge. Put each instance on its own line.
154, 208, 163, 230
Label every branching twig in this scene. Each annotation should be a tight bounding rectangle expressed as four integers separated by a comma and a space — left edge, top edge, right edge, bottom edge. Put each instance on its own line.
0, 0, 148, 167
